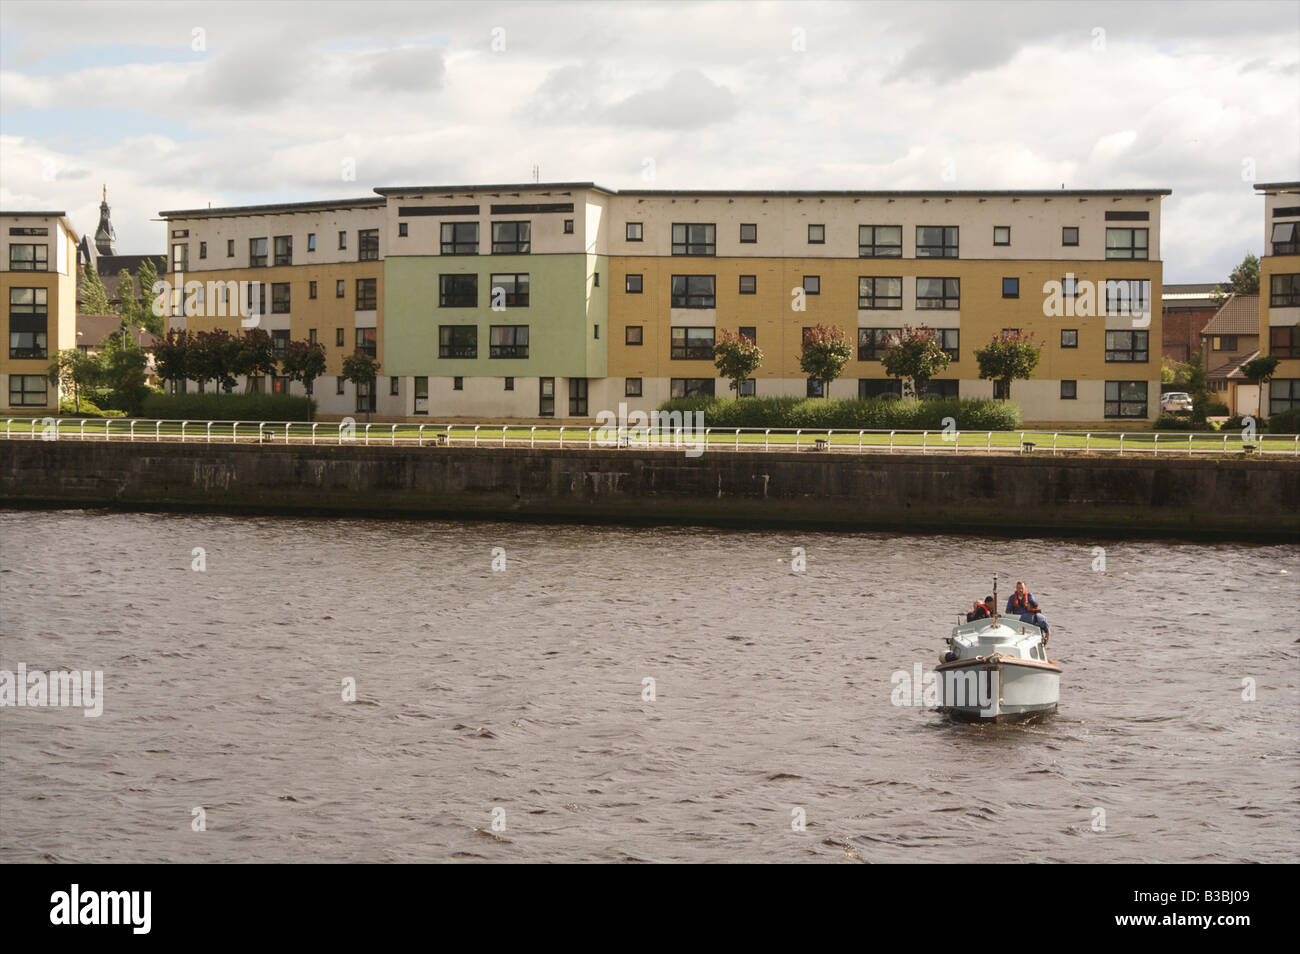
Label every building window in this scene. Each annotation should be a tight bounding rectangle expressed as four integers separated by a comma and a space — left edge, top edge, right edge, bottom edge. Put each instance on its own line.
398, 222, 408, 237
309, 328, 317, 344
992, 379, 1009, 399
245, 282, 264, 317
626, 222, 643, 241
414, 376, 428, 414
390, 376, 400, 396
592, 272, 599, 287
308, 233, 316, 252
453, 376, 464, 391
199, 241, 207, 260
859, 378, 902, 399
671, 274, 716, 308
336, 279, 345, 298
1105, 380, 1148, 418
1270, 273, 1300, 308
593, 324, 599, 339
670, 378, 715, 398
938, 328, 960, 361
358, 229, 379, 261
1061, 379, 1077, 400
249, 237, 267, 267
489, 324, 529, 358
336, 328, 345, 347
1211, 335, 1238, 352
738, 275, 756, 294
569, 378, 588, 415
739, 223, 757, 243
1271, 221, 1299, 256
309, 281, 318, 299
803, 275, 820, 295
227, 239, 235, 257
806, 378, 826, 398
441, 222, 478, 256
354, 378, 375, 412
563, 220, 573, 234
1061, 329, 1078, 348
993, 226, 1010, 246
353, 278, 376, 310
491, 221, 531, 254
808, 224, 825, 244
355, 327, 376, 358
858, 327, 900, 361
916, 277, 960, 309
8, 287, 48, 359
625, 377, 643, 397
670, 326, 715, 360
336, 376, 345, 395
490, 273, 529, 307
439, 274, 477, 307
271, 282, 291, 313
1062, 275, 1082, 298
916, 226, 959, 258
273, 235, 292, 266
671, 223, 716, 256
625, 325, 643, 346
919, 379, 959, 399
859, 276, 902, 309
8, 374, 47, 406
859, 225, 902, 258
625, 274, 643, 294
438, 325, 477, 358
338, 231, 347, 250
1270, 379, 1300, 414
272, 329, 290, 358
170, 243, 188, 272
1105, 227, 1149, 260
1105, 330, 1149, 362
738, 379, 756, 396
1270, 326, 1298, 359
539, 377, 555, 416
504, 377, 514, 391
1002, 277, 1019, 299
738, 325, 756, 343
1060, 227, 1079, 247
1105, 279, 1151, 316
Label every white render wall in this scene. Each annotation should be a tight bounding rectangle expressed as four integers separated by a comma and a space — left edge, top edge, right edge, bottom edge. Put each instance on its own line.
165, 203, 386, 273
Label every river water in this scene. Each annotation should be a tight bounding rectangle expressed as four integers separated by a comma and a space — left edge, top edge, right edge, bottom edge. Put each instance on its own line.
1, 510, 1296, 864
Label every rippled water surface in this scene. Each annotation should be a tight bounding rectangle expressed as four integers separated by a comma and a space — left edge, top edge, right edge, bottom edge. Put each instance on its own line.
1, 510, 1297, 863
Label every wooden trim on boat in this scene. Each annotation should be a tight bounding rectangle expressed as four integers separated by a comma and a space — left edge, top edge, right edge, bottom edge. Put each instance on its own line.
936, 657, 1062, 673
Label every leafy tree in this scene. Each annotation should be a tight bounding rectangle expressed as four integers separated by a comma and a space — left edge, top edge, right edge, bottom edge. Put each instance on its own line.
47, 348, 102, 414
342, 351, 381, 420
881, 324, 951, 399
282, 339, 328, 414
189, 330, 240, 393
153, 330, 192, 392
233, 329, 278, 392
713, 328, 764, 397
1184, 352, 1212, 422
97, 334, 150, 416
135, 258, 163, 336
798, 323, 852, 398
1242, 354, 1279, 419
1210, 253, 1260, 302
115, 268, 139, 324
79, 266, 111, 314
974, 330, 1041, 400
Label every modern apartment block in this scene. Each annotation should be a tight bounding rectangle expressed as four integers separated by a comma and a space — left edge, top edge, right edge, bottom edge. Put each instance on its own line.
1255, 182, 1300, 418
1, 211, 80, 413
159, 183, 1169, 424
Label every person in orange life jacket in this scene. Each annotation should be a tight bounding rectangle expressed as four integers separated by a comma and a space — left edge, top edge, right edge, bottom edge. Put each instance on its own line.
1006, 581, 1035, 616
1018, 600, 1050, 644
966, 595, 994, 622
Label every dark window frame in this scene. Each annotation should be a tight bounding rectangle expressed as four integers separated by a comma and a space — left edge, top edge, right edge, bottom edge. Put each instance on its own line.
859, 225, 903, 258
916, 226, 959, 258
1105, 330, 1150, 363
356, 278, 378, 311
489, 324, 530, 358
438, 324, 478, 359
670, 326, 716, 360
625, 325, 643, 346
1105, 380, 1149, 418
1105, 227, 1149, 260
440, 222, 479, 256
671, 223, 716, 257
993, 226, 1011, 246
859, 276, 902, 309
858, 327, 901, 362
916, 276, 960, 309
739, 223, 757, 244
489, 272, 530, 307
439, 273, 478, 308
1270, 273, 1300, 308
670, 274, 716, 309
491, 221, 531, 255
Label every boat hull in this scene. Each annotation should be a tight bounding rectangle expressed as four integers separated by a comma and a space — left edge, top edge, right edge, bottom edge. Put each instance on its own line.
935, 658, 1060, 723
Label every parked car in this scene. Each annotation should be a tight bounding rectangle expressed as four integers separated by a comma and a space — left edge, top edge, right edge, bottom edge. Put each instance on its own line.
1161, 391, 1193, 413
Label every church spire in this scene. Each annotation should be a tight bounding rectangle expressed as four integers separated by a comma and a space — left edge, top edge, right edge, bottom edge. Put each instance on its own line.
95, 184, 116, 255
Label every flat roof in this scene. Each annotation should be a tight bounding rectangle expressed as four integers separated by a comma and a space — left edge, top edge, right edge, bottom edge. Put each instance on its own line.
159, 197, 385, 218
0, 210, 69, 217
374, 182, 613, 196
1254, 182, 1300, 191
615, 188, 1171, 198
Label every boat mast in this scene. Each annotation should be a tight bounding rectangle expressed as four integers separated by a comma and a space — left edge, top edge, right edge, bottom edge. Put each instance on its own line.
992, 574, 999, 624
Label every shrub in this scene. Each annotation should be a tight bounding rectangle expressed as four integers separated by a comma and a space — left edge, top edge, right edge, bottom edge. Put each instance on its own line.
1155, 414, 1196, 431
58, 396, 124, 418
140, 392, 317, 421
1205, 401, 1229, 417
656, 396, 1022, 430
1266, 407, 1300, 435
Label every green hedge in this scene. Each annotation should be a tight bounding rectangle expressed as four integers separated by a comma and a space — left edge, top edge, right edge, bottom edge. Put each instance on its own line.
1154, 414, 1197, 431
1267, 408, 1300, 435
656, 396, 1022, 430
140, 392, 317, 421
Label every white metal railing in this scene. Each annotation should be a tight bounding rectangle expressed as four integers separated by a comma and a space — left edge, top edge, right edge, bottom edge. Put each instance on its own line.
2, 418, 1298, 457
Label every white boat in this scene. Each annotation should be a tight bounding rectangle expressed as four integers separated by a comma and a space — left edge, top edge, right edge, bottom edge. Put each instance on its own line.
937, 581, 1061, 723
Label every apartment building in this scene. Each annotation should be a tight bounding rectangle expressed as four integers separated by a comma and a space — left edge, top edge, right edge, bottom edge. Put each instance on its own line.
157, 197, 387, 416
1, 211, 80, 413
1255, 182, 1300, 418
160, 183, 1168, 424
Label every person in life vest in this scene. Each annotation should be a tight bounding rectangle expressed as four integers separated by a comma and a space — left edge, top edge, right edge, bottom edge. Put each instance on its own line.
1006, 581, 1035, 616
1018, 599, 1050, 645
966, 595, 994, 622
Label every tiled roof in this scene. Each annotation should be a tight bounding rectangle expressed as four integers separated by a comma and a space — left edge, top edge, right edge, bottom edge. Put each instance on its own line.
1201, 294, 1259, 336
76, 314, 161, 350
1207, 350, 1261, 381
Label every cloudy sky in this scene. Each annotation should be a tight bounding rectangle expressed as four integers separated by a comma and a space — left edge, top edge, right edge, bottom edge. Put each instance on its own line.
1, 0, 1297, 281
